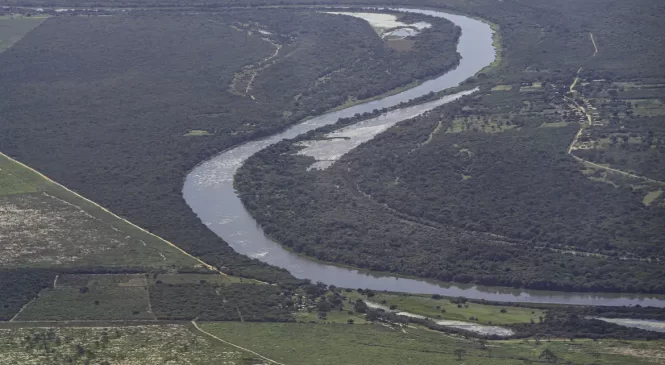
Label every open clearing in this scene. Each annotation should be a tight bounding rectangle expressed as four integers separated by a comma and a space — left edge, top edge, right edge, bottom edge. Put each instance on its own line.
201, 322, 662, 365
0, 153, 200, 269
0, 324, 265, 364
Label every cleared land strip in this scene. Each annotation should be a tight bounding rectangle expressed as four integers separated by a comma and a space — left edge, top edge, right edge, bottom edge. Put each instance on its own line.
0, 152, 222, 272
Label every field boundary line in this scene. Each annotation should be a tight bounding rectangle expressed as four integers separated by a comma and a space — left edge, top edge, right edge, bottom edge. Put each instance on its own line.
8, 298, 37, 322
0, 152, 220, 273
190, 321, 285, 365
143, 276, 158, 321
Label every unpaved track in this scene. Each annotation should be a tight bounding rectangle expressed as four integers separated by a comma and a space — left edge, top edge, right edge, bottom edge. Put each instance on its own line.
190, 321, 286, 365
563, 32, 663, 184
589, 32, 598, 56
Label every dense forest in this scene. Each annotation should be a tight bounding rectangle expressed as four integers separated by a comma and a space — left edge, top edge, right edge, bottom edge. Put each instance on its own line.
0, 9, 460, 284
1, 0, 663, 296
4, 0, 665, 80
149, 282, 294, 322
236, 80, 665, 292
227, 0, 665, 293
0, 269, 55, 320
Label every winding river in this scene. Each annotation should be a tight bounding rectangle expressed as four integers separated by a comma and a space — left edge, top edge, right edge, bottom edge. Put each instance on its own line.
183, 8, 665, 307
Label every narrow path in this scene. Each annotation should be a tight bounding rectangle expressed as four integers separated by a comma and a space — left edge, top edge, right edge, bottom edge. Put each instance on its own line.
569, 66, 583, 93
9, 298, 37, 322
190, 321, 285, 365
245, 39, 282, 98
567, 126, 584, 154
589, 32, 598, 56
421, 119, 444, 147
144, 276, 158, 321
562, 32, 663, 184
224, 20, 283, 99
571, 153, 665, 184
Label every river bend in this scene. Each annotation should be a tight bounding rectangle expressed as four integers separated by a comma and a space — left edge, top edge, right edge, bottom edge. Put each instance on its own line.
183, 7, 665, 307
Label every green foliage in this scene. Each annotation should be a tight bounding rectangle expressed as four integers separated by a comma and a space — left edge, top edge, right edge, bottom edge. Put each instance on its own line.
0, 15, 46, 53
0, 325, 265, 364
0, 9, 459, 284
573, 114, 665, 181
0, 269, 55, 320
347, 290, 544, 325
149, 282, 294, 321
15, 274, 154, 321
200, 322, 663, 365
236, 83, 664, 293
0, 155, 37, 195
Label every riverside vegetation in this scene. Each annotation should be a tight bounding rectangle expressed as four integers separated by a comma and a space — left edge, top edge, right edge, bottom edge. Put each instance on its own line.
0, 8, 461, 286
235, 0, 665, 293
1, 1, 665, 363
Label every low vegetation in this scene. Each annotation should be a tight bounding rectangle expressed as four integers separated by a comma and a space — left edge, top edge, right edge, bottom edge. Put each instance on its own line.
149, 280, 294, 322
0, 324, 265, 364
201, 322, 664, 365
0, 153, 199, 270
0, 269, 56, 321
235, 0, 665, 293
236, 90, 665, 293
15, 274, 155, 321
0, 14, 46, 53
346, 290, 544, 325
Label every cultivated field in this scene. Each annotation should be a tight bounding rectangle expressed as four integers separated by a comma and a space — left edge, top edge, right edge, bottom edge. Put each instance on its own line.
15, 274, 155, 321
201, 322, 664, 365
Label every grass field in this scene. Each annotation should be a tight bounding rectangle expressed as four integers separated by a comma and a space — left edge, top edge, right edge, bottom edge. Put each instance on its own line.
643, 189, 663, 206
295, 308, 368, 324
0, 324, 265, 364
0, 15, 47, 53
629, 98, 665, 117
183, 129, 213, 136
0, 169, 37, 195
347, 291, 544, 325
200, 322, 662, 365
15, 274, 155, 321
0, 153, 200, 269
540, 121, 572, 128
491, 84, 512, 91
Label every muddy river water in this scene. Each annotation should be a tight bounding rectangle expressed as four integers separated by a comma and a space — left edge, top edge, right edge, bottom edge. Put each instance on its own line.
183, 7, 665, 307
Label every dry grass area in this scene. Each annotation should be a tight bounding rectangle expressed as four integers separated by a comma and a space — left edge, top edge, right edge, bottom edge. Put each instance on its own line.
0, 193, 128, 266
0, 193, 182, 268
0, 153, 199, 269
0, 324, 266, 364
